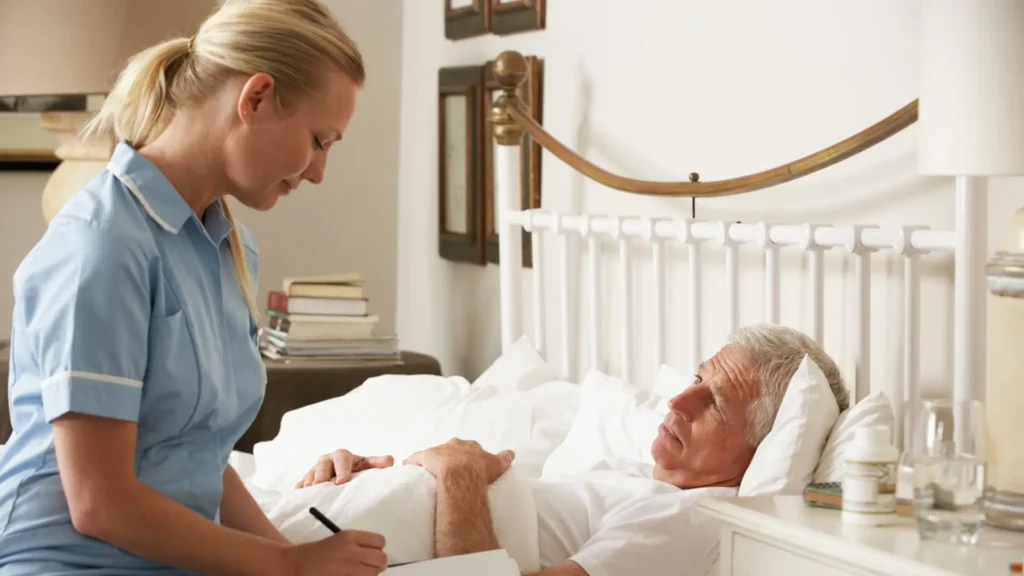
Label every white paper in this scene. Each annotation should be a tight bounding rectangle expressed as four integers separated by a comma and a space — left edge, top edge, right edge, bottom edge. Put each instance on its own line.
383, 550, 519, 576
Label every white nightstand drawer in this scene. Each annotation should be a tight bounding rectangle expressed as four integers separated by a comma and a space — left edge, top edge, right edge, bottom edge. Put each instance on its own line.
730, 532, 859, 576
701, 496, 1024, 576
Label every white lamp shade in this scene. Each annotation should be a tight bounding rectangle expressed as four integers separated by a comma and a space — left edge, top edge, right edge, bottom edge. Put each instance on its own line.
918, 0, 1024, 176
0, 0, 217, 97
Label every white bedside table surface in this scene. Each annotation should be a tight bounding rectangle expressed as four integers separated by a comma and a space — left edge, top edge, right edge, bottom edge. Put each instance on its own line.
698, 496, 1024, 576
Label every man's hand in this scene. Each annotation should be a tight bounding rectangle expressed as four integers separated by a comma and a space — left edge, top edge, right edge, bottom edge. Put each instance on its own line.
296, 450, 395, 488
404, 438, 514, 484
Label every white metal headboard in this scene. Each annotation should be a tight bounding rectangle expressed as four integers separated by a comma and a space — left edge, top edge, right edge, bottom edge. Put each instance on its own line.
491, 116, 987, 457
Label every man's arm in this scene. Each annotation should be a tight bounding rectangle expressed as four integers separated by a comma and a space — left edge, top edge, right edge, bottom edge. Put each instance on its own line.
433, 467, 587, 576
434, 466, 499, 557
221, 464, 290, 545
403, 439, 513, 559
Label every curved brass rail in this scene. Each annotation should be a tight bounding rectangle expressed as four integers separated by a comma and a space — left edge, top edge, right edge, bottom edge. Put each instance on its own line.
490, 51, 918, 197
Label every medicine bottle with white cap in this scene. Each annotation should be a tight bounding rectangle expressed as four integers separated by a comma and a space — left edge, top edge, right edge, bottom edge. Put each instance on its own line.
841, 425, 899, 525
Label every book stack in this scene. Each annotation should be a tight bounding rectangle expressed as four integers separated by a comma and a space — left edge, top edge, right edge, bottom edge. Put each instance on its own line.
259, 273, 401, 366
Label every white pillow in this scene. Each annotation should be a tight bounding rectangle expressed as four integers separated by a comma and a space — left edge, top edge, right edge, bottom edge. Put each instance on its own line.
426, 378, 581, 479
541, 368, 658, 477
812, 391, 895, 483
472, 335, 558, 391
738, 355, 840, 496
540, 364, 690, 477
652, 362, 691, 399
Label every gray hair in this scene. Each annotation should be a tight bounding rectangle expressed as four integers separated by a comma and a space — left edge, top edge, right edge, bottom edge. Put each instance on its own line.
728, 324, 849, 446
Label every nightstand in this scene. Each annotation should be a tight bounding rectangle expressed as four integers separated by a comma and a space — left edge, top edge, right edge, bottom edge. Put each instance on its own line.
697, 496, 1024, 576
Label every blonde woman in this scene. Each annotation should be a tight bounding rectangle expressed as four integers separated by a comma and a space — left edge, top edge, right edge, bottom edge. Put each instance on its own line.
0, 1, 387, 574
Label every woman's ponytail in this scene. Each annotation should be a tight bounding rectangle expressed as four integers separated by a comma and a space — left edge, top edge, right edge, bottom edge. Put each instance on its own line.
221, 200, 262, 325
81, 37, 191, 147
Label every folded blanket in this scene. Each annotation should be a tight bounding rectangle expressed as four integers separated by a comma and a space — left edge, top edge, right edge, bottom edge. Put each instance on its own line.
246, 465, 541, 573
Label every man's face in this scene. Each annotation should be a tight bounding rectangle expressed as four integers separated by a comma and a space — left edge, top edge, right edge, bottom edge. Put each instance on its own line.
651, 344, 760, 489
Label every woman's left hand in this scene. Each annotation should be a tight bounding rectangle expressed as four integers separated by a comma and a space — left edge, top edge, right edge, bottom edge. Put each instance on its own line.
296, 449, 395, 488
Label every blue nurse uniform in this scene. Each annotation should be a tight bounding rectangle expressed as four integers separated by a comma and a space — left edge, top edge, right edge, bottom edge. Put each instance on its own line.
0, 142, 268, 574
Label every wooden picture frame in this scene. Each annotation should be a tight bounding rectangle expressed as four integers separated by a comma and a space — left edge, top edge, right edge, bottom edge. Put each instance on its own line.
0, 95, 86, 172
438, 65, 486, 264
482, 55, 543, 267
489, 0, 546, 35
445, 0, 490, 40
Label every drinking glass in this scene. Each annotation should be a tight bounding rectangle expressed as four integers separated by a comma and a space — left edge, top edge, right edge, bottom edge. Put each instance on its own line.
911, 399, 987, 544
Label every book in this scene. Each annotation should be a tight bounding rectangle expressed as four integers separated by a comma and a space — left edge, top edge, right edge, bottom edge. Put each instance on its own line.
383, 550, 520, 575
282, 272, 363, 288
268, 291, 368, 316
803, 482, 913, 516
265, 334, 397, 351
266, 312, 378, 340
282, 273, 365, 299
285, 283, 364, 299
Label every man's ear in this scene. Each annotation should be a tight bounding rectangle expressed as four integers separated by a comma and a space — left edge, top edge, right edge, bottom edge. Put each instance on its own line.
236, 72, 277, 126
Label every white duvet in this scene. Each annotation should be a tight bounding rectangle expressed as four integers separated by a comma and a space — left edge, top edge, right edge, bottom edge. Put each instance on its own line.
240, 353, 580, 572
248, 372, 580, 492
244, 464, 541, 572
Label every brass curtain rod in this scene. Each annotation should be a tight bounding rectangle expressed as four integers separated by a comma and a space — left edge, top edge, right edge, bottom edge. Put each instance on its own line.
489, 50, 918, 198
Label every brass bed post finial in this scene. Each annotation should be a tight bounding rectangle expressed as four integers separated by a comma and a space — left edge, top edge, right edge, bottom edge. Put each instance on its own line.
491, 50, 527, 146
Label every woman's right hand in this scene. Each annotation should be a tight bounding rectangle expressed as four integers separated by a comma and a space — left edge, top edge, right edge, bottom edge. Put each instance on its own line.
290, 529, 388, 576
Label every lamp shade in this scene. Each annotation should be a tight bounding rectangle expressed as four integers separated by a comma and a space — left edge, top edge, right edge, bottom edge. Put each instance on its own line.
0, 0, 217, 97
918, 0, 1024, 176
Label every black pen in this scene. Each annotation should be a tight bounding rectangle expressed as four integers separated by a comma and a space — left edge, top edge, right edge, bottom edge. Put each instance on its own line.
308, 506, 415, 568
308, 506, 340, 533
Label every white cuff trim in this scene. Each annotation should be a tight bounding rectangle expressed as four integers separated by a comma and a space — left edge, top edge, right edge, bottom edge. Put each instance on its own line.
42, 370, 143, 389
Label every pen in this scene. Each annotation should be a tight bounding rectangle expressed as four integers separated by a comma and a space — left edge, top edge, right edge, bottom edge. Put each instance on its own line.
307, 506, 415, 568
308, 506, 340, 533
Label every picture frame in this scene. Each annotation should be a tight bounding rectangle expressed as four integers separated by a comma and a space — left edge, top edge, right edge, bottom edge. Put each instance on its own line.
489, 0, 546, 35
445, 0, 490, 40
482, 55, 543, 267
438, 65, 486, 264
0, 95, 87, 172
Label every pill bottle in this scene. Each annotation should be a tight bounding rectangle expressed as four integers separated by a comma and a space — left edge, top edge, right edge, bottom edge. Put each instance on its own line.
841, 425, 899, 525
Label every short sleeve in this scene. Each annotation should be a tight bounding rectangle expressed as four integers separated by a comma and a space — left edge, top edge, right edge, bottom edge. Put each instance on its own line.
16, 222, 152, 424
570, 489, 732, 576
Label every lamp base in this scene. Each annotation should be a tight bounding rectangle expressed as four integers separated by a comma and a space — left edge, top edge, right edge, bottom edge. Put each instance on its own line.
38, 110, 113, 223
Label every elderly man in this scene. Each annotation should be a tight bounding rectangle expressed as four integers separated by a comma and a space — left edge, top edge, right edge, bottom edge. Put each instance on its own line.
298, 324, 850, 576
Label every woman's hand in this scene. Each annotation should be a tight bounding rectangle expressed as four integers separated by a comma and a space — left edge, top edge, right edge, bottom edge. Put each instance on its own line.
296, 449, 395, 488
404, 438, 514, 484
289, 530, 387, 576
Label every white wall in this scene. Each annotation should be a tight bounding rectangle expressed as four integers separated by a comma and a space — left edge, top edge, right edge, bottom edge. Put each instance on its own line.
396, 0, 1024, 399
0, 0, 403, 340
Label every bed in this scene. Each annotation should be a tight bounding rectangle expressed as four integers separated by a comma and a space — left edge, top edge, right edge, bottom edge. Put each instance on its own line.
231, 50, 1005, 575
0, 46, 1002, 574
